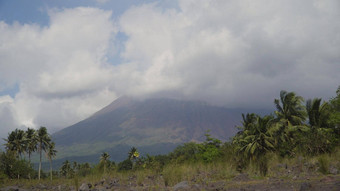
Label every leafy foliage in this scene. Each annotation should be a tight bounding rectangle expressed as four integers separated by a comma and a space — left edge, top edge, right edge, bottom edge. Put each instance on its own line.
1, 127, 55, 180
0, 151, 35, 179
118, 159, 133, 171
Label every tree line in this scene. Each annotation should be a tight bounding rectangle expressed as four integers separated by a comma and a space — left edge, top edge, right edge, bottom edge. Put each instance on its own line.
232, 88, 340, 175
58, 147, 140, 178
1, 86, 339, 180
118, 87, 339, 176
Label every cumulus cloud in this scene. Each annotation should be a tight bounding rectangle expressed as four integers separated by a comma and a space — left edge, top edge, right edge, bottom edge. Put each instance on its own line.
0, 0, 339, 138
0, 96, 20, 138
0, 7, 118, 137
115, 0, 340, 107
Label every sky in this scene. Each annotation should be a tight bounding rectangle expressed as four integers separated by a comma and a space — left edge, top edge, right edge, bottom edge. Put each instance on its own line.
0, 0, 339, 139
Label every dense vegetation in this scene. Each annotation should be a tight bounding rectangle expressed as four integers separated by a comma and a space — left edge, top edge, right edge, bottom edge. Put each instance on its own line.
1, 87, 339, 186
1, 127, 56, 181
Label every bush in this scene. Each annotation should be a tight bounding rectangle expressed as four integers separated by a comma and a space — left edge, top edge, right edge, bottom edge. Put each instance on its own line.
0, 152, 35, 179
118, 159, 133, 171
198, 145, 221, 163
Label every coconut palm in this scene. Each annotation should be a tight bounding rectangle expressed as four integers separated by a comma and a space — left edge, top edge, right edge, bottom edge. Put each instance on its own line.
72, 161, 79, 172
233, 114, 275, 175
235, 113, 257, 138
305, 98, 334, 154
128, 147, 140, 161
60, 160, 73, 178
37, 126, 51, 180
4, 129, 27, 158
306, 98, 332, 127
233, 113, 258, 150
241, 113, 257, 130
238, 116, 275, 156
238, 115, 275, 176
128, 147, 140, 169
46, 141, 57, 181
25, 128, 37, 162
100, 152, 110, 174
272, 90, 307, 156
274, 90, 307, 126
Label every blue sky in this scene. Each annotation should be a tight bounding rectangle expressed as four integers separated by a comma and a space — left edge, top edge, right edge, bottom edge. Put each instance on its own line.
0, 0, 339, 138
0, 0, 177, 25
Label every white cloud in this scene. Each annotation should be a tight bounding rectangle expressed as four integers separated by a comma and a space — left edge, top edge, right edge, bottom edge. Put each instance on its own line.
0, 0, 339, 138
0, 7, 118, 137
0, 96, 20, 139
116, 0, 340, 106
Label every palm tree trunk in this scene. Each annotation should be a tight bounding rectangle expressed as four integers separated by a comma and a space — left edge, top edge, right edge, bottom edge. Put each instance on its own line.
28, 152, 31, 180
50, 159, 52, 181
39, 144, 42, 180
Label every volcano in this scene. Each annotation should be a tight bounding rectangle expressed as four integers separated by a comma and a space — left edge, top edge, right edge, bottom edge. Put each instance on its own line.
52, 96, 244, 163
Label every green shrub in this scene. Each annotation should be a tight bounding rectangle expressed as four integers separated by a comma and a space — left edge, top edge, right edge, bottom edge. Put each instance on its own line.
0, 152, 35, 179
198, 145, 221, 163
118, 159, 132, 171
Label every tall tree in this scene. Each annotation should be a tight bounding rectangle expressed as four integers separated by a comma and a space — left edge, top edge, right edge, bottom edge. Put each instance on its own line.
305, 98, 333, 154
235, 113, 257, 136
25, 128, 37, 162
329, 86, 340, 138
234, 115, 275, 176
4, 129, 27, 159
274, 90, 307, 126
273, 90, 307, 156
46, 142, 57, 181
60, 160, 73, 178
128, 147, 140, 161
37, 126, 51, 180
100, 152, 110, 174
306, 98, 330, 128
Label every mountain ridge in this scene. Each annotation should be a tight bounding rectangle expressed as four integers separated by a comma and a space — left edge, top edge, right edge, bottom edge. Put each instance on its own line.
52, 96, 263, 163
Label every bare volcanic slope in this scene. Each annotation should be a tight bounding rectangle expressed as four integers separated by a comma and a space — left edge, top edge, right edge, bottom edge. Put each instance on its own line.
52, 97, 242, 163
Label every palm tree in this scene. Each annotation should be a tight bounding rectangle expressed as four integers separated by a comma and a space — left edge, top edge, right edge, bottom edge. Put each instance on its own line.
60, 160, 73, 178
241, 113, 257, 130
100, 152, 110, 174
306, 98, 331, 128
128, 147, 140, 169
25, 128, 37, 162
237, 115, 275, 176
274, 90, 306, 126
239, 115, 275, 160
128, 147, 140, 161
46, 142, 57, 181
235, 113, 257, 137
72, 161, 79, 173
328, 86, 340, 142
4, 129, 27, 158
305, 98, 333, 154
37, 126, 51, 180
273, 90, 307, 156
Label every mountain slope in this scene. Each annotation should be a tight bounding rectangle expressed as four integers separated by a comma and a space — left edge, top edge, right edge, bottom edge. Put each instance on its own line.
52, 97, 243, 163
